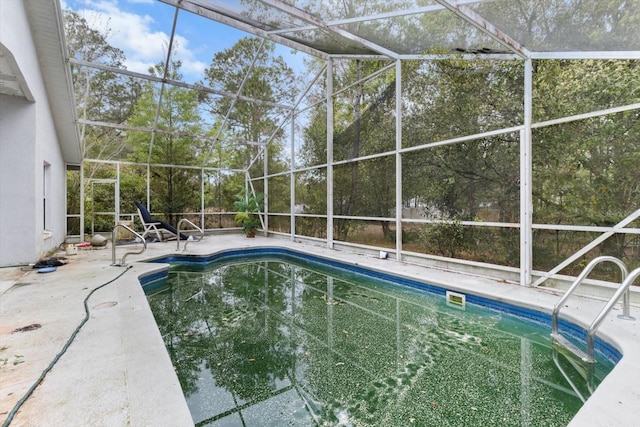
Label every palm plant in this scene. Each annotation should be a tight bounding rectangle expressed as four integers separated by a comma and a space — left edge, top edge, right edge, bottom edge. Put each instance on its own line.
233, 190, 264, 237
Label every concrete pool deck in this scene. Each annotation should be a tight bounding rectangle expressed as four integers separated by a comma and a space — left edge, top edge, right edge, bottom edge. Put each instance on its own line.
1, 235, 638, 426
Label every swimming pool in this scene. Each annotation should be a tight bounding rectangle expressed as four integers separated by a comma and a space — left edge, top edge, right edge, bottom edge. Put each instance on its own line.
143, 249, 619, 426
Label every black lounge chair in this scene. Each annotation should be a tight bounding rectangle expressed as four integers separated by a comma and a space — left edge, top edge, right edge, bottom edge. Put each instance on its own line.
134, 201, 187, 241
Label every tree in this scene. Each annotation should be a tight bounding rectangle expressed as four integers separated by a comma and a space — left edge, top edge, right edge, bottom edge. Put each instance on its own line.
125, 61, 205, 223
202, 38, 296, 172
302, 59, 397, 240
532, 59, 640, 270
401, 58, 523, 222
201, 37, 298, 222
64, 9, 143, 233
63, 10, 142, 166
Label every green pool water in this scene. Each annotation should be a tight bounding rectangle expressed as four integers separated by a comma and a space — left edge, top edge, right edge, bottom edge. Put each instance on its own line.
146, 256, 616, 426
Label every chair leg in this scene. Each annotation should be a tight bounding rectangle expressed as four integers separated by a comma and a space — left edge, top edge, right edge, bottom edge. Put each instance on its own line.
151, 225, 162, 241
141, 225, 161, 241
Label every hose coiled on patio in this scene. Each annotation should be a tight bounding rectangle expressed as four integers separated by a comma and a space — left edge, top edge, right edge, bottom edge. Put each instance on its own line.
2, 265, 133, 427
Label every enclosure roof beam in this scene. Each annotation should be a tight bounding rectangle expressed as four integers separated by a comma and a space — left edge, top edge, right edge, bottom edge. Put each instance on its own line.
147, 6, 181, 165
531, 51, 640, 60
84, 158, 245, 173
159, 0, 328, 59
69, 58, 291, 110
398, 53, 521, 60
78, 119, 264, 148
332, 62, 396, 98
433, 0, 530, 59
294, 62, 398, 118
267, 0, 484, 35
325, 53, 523, 60
255, 0, 400, 59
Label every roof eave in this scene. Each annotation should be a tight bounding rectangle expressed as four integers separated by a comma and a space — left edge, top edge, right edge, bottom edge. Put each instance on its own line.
26, 0, 82, 164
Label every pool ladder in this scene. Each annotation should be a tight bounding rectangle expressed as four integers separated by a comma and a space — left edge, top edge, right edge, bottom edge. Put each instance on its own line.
552, 346, 595, 403
551, 256, 637, 364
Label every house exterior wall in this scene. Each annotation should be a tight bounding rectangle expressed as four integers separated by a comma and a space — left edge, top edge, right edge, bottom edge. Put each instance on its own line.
0, 1, 67, 266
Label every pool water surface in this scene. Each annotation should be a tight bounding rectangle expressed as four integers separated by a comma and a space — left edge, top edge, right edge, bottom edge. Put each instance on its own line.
145, 254, 616, 426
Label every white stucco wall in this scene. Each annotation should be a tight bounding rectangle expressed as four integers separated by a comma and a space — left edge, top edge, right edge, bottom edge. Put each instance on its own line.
0, 1, 67, 266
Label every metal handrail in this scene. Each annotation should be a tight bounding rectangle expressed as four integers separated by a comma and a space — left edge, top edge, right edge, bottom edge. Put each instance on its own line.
551, 255, 635, 363
586, 267, 639, 358
111, 224, 146, 266
176, 218, 204, 251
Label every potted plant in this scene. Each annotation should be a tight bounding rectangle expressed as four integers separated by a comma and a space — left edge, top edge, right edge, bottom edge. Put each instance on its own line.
233, 190, 264, 237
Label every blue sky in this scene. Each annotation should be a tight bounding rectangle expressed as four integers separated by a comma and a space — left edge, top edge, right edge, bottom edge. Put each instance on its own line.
62, 0, 310, 83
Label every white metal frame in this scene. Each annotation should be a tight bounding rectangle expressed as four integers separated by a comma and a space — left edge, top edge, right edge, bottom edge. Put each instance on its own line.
70, 0, 640, 288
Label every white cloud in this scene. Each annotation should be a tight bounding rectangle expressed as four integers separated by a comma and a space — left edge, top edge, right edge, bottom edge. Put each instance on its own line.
170, 35, 208, 78
72, 0, 206, 78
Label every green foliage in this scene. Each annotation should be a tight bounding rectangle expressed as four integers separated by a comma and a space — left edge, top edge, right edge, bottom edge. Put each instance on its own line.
531, 59, 640, 268
302, 59, 398, 240
233, 190, 264, 236
123, 61, 205, 222
419, 219, 467, 258
64, 10, 142, 169
203, 37, 296, 171
401, 59, 523, 223
64, 7, 639, 272
267, 175, 291, 213
299, 56, 639, 272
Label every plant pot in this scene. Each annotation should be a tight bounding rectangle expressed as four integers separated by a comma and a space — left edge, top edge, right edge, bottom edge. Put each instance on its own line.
244, 229, 256, 238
